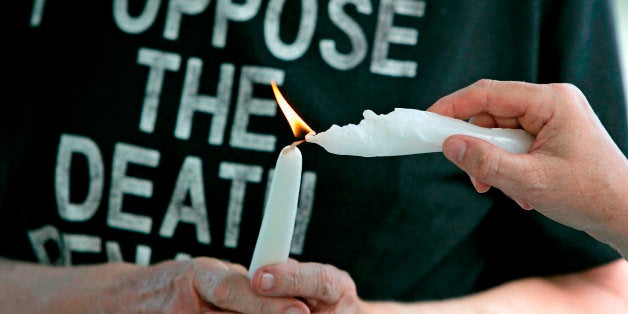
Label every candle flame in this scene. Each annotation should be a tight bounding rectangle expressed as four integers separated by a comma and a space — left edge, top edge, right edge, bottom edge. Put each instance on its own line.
271, 81, 314, 139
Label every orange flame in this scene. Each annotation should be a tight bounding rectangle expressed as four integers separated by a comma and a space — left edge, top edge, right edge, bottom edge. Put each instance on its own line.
271, 81, 314, 138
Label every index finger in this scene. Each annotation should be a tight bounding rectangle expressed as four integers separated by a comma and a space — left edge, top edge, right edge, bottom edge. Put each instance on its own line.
252, 262, 355, 304
428, 79, 558, 135
192, 260, 309, 314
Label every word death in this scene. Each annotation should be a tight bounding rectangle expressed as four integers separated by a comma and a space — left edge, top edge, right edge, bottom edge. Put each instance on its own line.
31, 133, 317, 265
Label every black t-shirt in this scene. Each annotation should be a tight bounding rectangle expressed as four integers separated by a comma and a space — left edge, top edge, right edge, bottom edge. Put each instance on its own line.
1, 0, 626, 301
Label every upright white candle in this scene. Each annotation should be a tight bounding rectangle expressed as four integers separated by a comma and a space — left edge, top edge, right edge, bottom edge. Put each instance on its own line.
306, 108, 534, 156
248, 144, 302, 278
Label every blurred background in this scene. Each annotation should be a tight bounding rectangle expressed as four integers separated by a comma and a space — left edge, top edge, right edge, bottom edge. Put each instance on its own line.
615, 0, 628, 117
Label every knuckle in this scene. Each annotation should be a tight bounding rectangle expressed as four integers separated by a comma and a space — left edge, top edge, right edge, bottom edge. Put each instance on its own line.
474, 79, 497, 108
194, 257, 226, 269
190, 258, 223, 284
338, 270, 358, 303
474, 78, 496, 88
550, 83, 584, 101
253, 299, 269, 314
255, 298, 282, 314
522, 163, 551, 194
337, 268, 356, 292
474, 149, 502, 181
316, 265, 341, 301
551, 82, 576, 93
230, 263, 248, 275
286, 268, 303, 294
209, 273, 238, 308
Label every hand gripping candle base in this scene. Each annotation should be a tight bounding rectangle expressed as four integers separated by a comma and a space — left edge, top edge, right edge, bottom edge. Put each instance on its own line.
248, 143, 302, 278
305, 108, 535, 157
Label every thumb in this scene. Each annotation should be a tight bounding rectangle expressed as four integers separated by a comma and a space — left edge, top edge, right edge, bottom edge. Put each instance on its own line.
442, 135, 530, 194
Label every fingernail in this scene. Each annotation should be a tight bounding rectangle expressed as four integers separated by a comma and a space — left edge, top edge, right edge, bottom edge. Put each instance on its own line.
285, 307, 302, 314
515, 199, 533, 210
444, 138, 466, 163
470, 176, 479, 190
261, 273, 275, 290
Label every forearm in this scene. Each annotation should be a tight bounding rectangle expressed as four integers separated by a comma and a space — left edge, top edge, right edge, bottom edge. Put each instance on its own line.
366, 279, 618, 314
364, 279, 568, 314
363, 260, 628, 314
391, 278, 614, 314
0, 258, 138, 313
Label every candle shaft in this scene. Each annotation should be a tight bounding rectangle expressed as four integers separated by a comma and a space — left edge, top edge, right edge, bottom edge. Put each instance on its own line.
306, 108, 534, 157
248, 145, 302, 278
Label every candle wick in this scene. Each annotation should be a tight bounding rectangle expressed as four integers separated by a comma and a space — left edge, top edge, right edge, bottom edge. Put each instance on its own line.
289, 131, 316, 148
290, 140, 305, 148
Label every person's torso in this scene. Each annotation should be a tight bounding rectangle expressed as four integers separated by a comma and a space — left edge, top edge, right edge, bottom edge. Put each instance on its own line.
3, 0, 574, 300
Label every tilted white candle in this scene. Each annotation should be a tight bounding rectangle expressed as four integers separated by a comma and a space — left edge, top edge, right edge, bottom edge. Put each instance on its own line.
305, 108, 535, 157
248, 144, 302, 278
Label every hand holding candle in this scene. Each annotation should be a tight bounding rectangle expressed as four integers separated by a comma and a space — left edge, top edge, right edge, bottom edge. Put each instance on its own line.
249, 82, 535, 278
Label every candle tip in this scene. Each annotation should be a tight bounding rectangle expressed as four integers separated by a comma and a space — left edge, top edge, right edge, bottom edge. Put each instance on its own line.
304, 131, 317, 142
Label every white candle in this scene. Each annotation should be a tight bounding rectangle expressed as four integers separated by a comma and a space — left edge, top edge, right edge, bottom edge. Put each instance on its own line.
305, 108, 534, 157
248, 144, 302, 278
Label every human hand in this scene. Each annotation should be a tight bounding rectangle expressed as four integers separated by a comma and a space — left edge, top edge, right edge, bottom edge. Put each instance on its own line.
250, 260, 372, 314
428, 80, 628, 250
110, 257, 309, 313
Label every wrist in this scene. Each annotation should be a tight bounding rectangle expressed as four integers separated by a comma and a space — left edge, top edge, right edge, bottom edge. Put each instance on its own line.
0, 260, 140, 312
92, 262, 143, 311
603, 175, 628, 258
46, 262, 140, 312
586, 161, 628, 258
